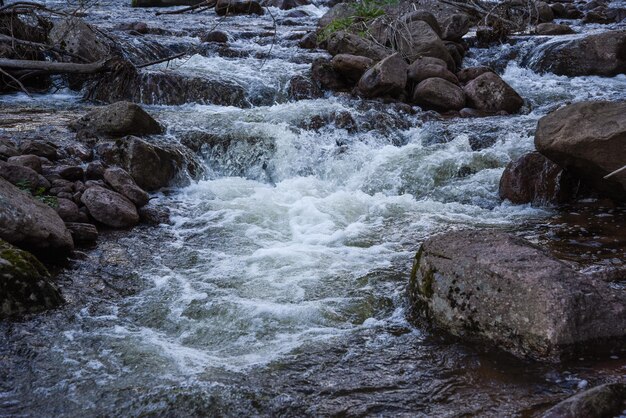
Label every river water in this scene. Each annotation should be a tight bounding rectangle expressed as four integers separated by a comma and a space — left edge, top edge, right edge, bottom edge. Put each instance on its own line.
1, 1, 626, 416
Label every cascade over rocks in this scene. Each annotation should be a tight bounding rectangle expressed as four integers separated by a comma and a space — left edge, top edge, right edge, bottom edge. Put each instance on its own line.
71, 102, 164, 138
534, 101, 626, 201
0, 239, 64, 319
408, 230, 626, 362
0, 178, 74, 257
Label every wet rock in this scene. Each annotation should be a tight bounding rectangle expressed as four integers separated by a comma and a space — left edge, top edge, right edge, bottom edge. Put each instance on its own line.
71, 101, 164, 138
535, 23, 574, 35
331, 54, 373, 83
456, 66, 494, 84
80, 186, 139, 229
357, 53, 407, 99
0, 239, 63, 319
441, 13, 471, 42
298, 32, 317, 49
475, 26, 508, 47
18, 140, 58, 161
408, 229, 626, 361
459, 108, 502, 118
287, 75, 323, 100
311, 58, 349, 91
463, 72, 523, 113
215, 0, 265, 15
583, 10, 613, 24
535, 101, 626, 201
201, 30, 229, 43
57, 166, 84, 182
119, 136, 182, 191
535, 1, 555, 22
262, 0, 308, 9
138, 204, 171, 225
532, 30, 626, 77
408, 59, 459, 84
326, 31, 391, 62
55, 198, 81, 222
7, 155, 42, 173
85, 161, 106, 180
65, 222, 98, 245
0, 161, 50, 191
499, 152, 575, 205
550, 3, 566, 18
542, 383, 626, 418
412, 78, 465, 111
0, 178, 73, 256
103, 167, 149, 207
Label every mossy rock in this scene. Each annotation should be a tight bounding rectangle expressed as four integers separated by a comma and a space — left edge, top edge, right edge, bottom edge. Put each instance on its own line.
0, 239, 63, 319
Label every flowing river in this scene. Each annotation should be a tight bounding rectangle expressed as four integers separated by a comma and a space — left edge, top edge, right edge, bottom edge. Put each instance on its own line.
1, 1, 626, 416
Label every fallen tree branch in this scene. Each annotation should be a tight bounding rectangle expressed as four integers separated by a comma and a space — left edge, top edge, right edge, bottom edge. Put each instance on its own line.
155, 0, 214, 15
0, 66, 31, 96
0, 57, 108, 73
136, 51, 186, 68
0, 33, 90, 62
604, 165, 626, 180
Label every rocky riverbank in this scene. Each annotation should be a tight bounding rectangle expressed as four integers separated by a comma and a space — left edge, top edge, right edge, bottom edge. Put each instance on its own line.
1, 0, 625, 415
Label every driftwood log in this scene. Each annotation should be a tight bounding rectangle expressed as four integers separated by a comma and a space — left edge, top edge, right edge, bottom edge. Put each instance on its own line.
131, 0, 206, 7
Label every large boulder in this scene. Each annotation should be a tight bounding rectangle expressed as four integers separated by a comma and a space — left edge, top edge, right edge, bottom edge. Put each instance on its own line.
0, 178, 74, 256
331, 54, 373, 83
80, 186, 139, 229
535, 23, 574, 36
357, 53, 407, 99
120, 136, 182, 191
318, 2, 353, 28
542, 383, 626, 418
535, 101, 626, 201
0, 161, 50, 191
499, 152, 575, 205
311, 58, 349, 91
531, 30, 626, 77
408, 58, 459, 84
48, 17, 111, 63
103, 167, 149, 207
326, 31, 391, 62
393, 20, 455, 69
215, 0, 264, 15
408, 230, 626, 361
71, 101, 164, 137
412, 77, 465, 111
0, 239, 64, 319
441, 13, 471, 42
463, 72, 524, 113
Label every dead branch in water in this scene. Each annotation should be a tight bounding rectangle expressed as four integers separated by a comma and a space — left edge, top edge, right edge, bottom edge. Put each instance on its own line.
155, 0, 216, 15
0, 57, 109, 73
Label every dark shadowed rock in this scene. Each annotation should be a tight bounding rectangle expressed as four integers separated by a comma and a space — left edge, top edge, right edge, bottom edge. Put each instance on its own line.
531, 30, 626, 77
441, 13, 471, 42
287, 75, 323, 100
463, 72, 523, 113
408, 59, 459, 84
57, 166, 84, 182
542, 383, 626, 418
18, 140, 58, 160
0, 161, 50, 191
0, 239, 63, 319
311, 58, 349, 91
85, 161, 106, 180
201, 30, 229, 43
535, 101, 626, 201
119, 136, 182, 191
331, 54, 373, 83
535, 23, 574, 36
215, 0, 264, 15
56, 198, 81, 222
7, 155, 42, 173
81, 186, 139, 229
408, 229, 626, 361
0, 178, 73, 256
357, 53, 407, 98
49, 17, 111, 63
392, 20, 455, 69
71, 101, 163, 138
104, 167, 149, 207
138, 204, 171, 225
456, 66, 494, 84
65, 222, 98, 245
499, 152, 575, 205
413, 77, 465, 111
326, 31, 391, 61
298, 32, 317, 49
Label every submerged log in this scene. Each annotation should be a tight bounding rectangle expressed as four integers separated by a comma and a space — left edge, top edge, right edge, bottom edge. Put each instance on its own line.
0, 58, 108, 74
131, 0, 206, 7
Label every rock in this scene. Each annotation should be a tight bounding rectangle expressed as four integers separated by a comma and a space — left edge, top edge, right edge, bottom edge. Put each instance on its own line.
408, 229, 626, 361
215, 0, 264, 15
463, 72, 523, 113
444, 41, 464, 69
326, 31, 391, 61
65, 222, 98, 245
0, 138, 18, 159
531, 30, 626, 77
408, 59, 459, 84
535, 23, 574, 35
103, 167, 149, 207
298, 32, 317, 49
7, 155, 42, 173
331, 54, 373, 83
475, 26, 508, 47
55, 198, 81, 222
0, 178, 73, 256
392, 20, 455, 69
412, 77, 465, 111
48, 17, 111, 63
542, 383, 626, 418
138, 204, 171, 225
0, 239, 63, 319
499, 152, 575, 205
85, 161, 106, 180
357, 53, 407, 99
534, 101, 626, 201
57, 166, 84, 181
287, 75, 323, 100
201, 30, 229, 43
564, 4, 583, 19
311, 58, 349, 91
441, 13, 471, 42
535, 1, 555, 22
459, 108, 502, 118
583, 10, 612, 24
456, 66, 494, 84
550, 3, 566, 18
71, 101, 164, 138
18, 140, 58, 160
318, 3, 354, 28
80, 186, 139, 229
0, 161, 50, 191
263, 0, 308, 9
119, 136, 182, 191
